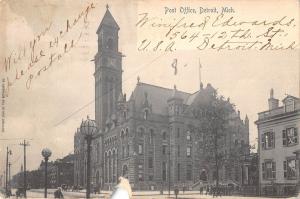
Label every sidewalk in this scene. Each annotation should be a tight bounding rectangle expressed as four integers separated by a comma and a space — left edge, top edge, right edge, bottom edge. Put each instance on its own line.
27, 189, 299, 199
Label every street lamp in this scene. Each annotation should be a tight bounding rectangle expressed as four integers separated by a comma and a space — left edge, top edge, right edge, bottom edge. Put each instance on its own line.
5, 147, 12, 197
80, 115, 98, 199
41, 148, 52, 198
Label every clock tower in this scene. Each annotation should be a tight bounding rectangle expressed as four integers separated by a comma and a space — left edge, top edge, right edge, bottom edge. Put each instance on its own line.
94, 5, 122, 130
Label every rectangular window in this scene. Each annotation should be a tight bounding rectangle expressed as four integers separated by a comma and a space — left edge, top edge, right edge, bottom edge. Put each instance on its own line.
187, 147, 191, 157
138, 144, 143, 154
284, 158, 296, 179
283, 127, 298, 146
148, 157, 153, 169
187, 131, 191, 141
262, 162, 265, 180
162, 145, 167, 155
150, 130, 154, 144
127, 144, 130, 157
235, 139, 238, 146
122, 146, 125, 158
186, 164, 192, 181
263, 161, 276, 180
177, 128, 180, 138
149, 175, 153, 181
262, 131, 275, 150
138, 174, 143, 181
162, 162, 167, 181
177, 145, 180, 157
235, 166, 239, 181
177, 163, 180, 181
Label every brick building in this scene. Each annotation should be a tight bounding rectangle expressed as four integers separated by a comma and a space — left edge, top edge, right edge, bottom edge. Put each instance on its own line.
74, 6, 250, 191
255, 89, 300, 196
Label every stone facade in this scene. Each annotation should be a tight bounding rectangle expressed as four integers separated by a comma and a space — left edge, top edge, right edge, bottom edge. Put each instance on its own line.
74, 128, 87, 188
255, 89, 300, 196
74, 6, 250, 191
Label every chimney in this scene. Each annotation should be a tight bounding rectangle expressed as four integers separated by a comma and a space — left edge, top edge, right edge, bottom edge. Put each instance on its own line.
268, 88, 279, 110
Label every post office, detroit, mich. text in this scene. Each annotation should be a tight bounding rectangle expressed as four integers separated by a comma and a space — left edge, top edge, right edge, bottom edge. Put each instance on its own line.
164, 6, 235, 15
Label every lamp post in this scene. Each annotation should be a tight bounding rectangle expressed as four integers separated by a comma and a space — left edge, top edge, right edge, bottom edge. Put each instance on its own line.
80, 115, 98, 199
5, 147, 12, 196
42, 148, 52, 198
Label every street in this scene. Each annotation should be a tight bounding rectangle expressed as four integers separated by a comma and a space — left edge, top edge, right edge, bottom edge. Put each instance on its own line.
1, 189, 298, 199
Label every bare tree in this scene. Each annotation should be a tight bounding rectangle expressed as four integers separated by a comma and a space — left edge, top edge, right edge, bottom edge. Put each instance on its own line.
195, 89, 235, 188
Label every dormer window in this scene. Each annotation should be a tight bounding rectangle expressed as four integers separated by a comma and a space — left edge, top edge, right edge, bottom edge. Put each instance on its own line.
144, 109, 149, 120
285, 99, 295, 112
123, 111, 127, 120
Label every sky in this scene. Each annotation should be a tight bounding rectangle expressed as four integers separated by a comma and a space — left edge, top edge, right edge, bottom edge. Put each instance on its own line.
0, 0, 299, 178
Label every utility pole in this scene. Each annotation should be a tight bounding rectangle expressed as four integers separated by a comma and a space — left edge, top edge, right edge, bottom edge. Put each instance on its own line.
5, 147, 12, 195
6, 148, 8, 194
3, 171, 6, 190
20, 140, 30, 198
8, 162, 11, 189
168, 128, 171, 196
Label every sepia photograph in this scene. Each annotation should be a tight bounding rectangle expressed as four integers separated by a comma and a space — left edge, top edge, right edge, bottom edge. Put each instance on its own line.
0, 0, 299, 198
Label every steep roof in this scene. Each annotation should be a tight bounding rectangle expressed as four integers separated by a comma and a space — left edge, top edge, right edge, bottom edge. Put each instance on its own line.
96, 7, 120, 34
129, 83, 191, 115
282, 95, 300, 102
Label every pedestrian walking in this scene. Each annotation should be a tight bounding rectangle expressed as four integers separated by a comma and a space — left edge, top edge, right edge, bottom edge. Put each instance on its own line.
54, 187, 64, 198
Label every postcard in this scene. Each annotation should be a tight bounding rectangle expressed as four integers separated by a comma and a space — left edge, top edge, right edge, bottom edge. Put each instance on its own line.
0, 0, 299, 198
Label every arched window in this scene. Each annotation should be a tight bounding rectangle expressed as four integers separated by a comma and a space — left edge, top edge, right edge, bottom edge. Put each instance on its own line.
122, 165, 128, 178
96, 143, 100, 163
150, 129, 154, 144
113, 150, 116, 182
108, 151, 112, 183
144, 109, 149, 120
200, 169, 208, 182
138, 127, 145, 137
121, 129, 125, 140
125, 127, 129, 137
106, 38, 114, 50
162, 131, 167, 140
105, 152, 108, 182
